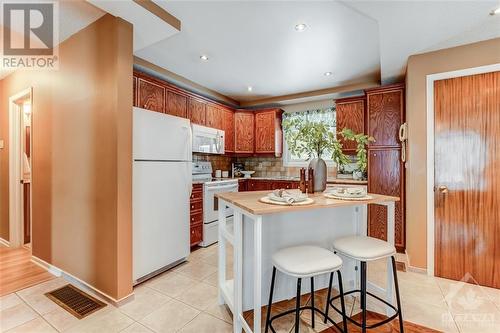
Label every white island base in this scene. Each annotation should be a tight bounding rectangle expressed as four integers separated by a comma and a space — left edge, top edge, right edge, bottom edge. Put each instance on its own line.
216, 191, 398, 333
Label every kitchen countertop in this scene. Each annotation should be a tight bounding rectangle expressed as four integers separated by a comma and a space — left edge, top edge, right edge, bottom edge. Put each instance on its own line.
215, 190, 398, 215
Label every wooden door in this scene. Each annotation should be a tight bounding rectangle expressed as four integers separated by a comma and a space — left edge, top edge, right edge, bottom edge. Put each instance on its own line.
255, 111, 275, 153
223, 109, 234, 153
367, 86, 403, 148
367, 149, 404, 250
137, 78, 165, 113
206, 105, 223, 130
234, 112, 254, 153
336, 97, 365, 154
133, 76, 137, 107
434, 71, 500, 288
188, 97, 206, 125
166, 91, 187, 118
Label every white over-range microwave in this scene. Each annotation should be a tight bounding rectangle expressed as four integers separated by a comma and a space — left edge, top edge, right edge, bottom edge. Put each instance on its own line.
191, 124, 225, 155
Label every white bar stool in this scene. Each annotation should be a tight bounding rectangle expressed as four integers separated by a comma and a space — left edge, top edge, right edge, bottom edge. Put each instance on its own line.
325, 236, 404, 333
265, 245, 348, 333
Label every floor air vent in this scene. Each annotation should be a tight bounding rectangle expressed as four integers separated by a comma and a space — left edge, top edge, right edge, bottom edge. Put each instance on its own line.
45, 284, 106, 319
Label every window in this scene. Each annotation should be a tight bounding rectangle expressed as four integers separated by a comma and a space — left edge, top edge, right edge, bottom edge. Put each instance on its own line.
282, 107, 336, 167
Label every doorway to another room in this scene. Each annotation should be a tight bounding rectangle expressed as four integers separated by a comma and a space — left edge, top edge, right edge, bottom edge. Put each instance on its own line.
0, 88, 54, 297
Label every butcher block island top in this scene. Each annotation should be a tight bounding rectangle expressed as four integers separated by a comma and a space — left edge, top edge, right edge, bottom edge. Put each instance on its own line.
215, 190, 399, 215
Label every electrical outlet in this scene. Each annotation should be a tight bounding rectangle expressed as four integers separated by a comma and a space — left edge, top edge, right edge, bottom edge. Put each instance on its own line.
0, 140, 4, 149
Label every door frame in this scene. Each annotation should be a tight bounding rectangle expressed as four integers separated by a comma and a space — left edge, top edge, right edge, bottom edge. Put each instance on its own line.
425, 63, 500, 276
8, 87, 32, 247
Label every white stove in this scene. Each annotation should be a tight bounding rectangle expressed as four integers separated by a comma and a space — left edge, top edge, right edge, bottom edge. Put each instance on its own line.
192, 162, 238, 247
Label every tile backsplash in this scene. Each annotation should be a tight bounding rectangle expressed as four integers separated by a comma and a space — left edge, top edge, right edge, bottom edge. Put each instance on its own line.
193, 154, 356, 178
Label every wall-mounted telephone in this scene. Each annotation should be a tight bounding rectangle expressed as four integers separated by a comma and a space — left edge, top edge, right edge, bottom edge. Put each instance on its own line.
399, 123, 408, 162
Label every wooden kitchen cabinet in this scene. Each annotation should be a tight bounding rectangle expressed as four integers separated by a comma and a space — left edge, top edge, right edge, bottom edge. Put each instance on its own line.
133, 76, 137, 107
234, 111, 255, 153
254, 109, 283, 156
365, 83, 405, 251
137, 78, 165, 113
206, 104, 224, 130
366, 84, 404, 148
188, 97, 206, 125
222, 109, 235, 153
245, 179, 299, 192
367, 149, 405, 250
190, 183, 203, 247
335, 96, 365, 154
166, 91, 187, 118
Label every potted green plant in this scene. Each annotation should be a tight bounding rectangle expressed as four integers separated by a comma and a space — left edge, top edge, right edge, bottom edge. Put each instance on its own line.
340, 128, 375, 179
283, 118, 349, 191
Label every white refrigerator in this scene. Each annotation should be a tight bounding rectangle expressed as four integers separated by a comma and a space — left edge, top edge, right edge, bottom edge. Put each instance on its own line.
133, 107, 192, 284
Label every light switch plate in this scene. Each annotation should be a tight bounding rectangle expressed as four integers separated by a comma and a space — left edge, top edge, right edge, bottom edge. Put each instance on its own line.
0, 140, 3, 149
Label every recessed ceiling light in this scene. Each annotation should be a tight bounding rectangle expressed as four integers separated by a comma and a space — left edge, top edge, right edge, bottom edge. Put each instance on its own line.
247, 86, 253, 92
200, 55, 209, 61
490, 6, 500, 15
324, 72, 332, 76
295, 23, 307, 31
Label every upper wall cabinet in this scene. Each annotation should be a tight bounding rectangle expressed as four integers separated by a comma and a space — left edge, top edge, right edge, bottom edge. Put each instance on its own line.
255, 109, 283, 156
335, 96, 365, 154
234, 111, 255, 153
222, 109, 235, 153
366, 84, 404, 148
137, 78, 165, 113
167, 91, 187, 118
206, 105, 224, 130
188, 97, 206, 125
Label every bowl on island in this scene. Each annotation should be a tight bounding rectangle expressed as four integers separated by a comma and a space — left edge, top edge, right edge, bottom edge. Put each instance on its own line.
241, 171, 255, 179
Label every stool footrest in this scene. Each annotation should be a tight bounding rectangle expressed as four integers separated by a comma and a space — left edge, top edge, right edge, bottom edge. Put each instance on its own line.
328, 289, 401, 329
267, 304, 346, 333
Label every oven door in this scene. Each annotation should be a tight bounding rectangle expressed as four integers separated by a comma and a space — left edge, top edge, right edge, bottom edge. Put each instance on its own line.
203, 183, 238, 223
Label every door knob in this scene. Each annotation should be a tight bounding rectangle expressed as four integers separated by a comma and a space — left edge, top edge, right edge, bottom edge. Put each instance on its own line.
438, 185, 449, 194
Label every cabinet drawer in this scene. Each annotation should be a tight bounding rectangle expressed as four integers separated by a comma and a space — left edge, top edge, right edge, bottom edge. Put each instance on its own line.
189, 200, 203, 212
190, 211, 203, 225
190, 224, 203, 246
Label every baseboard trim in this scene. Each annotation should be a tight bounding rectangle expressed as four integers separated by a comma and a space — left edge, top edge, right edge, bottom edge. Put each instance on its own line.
407, 265, 428, 274
0, 237, 10, 247
31, 255, 134, 306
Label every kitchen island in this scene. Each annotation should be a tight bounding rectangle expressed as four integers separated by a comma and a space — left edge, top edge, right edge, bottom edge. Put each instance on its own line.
216, 190, 399, 333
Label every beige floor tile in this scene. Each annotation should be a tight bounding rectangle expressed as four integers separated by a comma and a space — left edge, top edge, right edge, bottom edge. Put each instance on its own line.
174, 281, 218, 311
16, 278, 69, 315
0, 302, 39, 332
398, 278, 447, 306
174, 261, 217, 281
43, 306, 80, 332
120, 322, 154, 333
244, 306, 295, 333
146, 272, 198, 298
139, 299, 200, 333
402, 299, 459, 333
65, 308, 134, 333
202, 272, 218, 287
204, 300, 233, 324
453, 312, 500, 333
178, 313, 232, 333
0, 294, 23, 311
119, 286, 170, 321
5, 317, 56, 333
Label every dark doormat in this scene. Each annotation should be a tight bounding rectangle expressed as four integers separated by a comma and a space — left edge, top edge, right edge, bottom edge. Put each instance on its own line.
45, 284, 106, 319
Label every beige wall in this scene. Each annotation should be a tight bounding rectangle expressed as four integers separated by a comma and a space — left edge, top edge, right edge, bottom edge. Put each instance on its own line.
0, 14, 133, 300
405, 37, 500, 269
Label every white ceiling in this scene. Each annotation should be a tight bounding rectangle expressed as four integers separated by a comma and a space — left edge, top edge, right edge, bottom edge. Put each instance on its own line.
346, 0, 500, 84
136, 1, 381, 102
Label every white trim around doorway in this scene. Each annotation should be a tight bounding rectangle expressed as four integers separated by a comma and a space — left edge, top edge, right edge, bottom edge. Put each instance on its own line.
425, 63, 500, 277
8, 87, 32, 248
